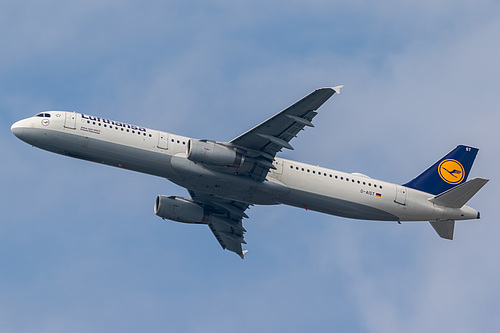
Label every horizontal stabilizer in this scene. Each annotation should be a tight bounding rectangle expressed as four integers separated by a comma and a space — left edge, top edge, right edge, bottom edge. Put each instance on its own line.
429, 177, 489, 208
430, 220, 455, 240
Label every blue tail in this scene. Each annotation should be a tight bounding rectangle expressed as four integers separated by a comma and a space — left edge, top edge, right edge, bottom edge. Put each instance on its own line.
403, 145, 479, 195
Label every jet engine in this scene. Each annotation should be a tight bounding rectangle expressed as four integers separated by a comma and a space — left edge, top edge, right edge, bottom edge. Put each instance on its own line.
154, 195, 207, 224
186, 139, 244, 167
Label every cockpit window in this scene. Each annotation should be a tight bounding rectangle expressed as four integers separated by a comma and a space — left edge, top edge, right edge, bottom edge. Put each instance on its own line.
36, 113, 44, 117
35, 113, 51, 117
44, 113, 51, 117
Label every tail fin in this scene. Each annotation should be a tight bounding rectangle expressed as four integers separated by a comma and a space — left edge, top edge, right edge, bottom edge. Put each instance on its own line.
404, 145, 478, 195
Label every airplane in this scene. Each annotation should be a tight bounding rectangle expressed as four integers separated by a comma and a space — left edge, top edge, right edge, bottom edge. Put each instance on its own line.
11, 86, 489, 258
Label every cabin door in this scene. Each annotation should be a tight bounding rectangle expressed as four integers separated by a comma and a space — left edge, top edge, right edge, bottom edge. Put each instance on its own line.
64, 111, 76, 129
395, 186, 407, 205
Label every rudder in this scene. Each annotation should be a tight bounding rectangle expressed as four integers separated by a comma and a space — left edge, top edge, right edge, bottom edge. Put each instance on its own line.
404, 145, 478, 195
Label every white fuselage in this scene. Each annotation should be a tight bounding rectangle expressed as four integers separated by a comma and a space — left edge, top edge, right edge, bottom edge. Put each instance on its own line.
11, 111, 479, 223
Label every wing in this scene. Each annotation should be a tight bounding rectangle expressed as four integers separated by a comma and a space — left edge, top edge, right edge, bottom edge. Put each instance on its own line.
230, 86, 342, 180
189, 190, 250, 259
184, 87, 342, 257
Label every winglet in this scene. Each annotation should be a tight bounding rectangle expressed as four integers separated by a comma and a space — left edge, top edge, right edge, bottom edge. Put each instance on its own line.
239, 250, 248, 259
332, 85, 344, 94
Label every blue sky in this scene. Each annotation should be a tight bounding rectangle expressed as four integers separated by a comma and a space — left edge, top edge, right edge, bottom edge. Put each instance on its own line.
2, 1, 500, 332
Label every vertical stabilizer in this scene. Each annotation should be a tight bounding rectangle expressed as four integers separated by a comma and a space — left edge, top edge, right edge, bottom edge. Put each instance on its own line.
404, 145, 478, 195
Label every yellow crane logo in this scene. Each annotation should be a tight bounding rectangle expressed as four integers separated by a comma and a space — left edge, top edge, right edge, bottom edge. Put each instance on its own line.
438, 159, 465, 184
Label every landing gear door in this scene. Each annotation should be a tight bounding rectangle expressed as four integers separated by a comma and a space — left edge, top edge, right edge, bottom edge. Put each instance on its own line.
64, 111, 76, 129
395, 185, 407, 206
158, 131, 169, 150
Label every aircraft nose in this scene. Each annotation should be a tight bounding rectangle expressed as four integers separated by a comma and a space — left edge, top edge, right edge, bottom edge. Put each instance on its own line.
11, 120, 24, 139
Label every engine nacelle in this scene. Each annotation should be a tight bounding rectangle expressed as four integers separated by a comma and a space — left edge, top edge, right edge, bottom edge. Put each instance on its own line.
186, 139, 244, 167
154, 195, 207, 224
